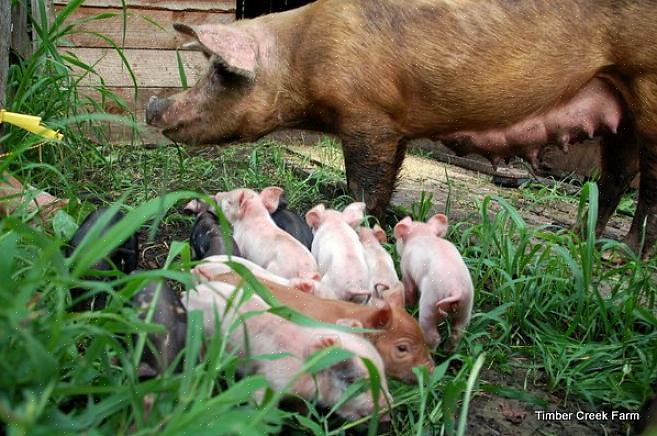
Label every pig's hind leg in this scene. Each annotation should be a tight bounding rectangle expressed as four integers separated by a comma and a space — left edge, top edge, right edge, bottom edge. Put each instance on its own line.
625, 75, 657, 257
445, 300, 472, 353
418, 292, 449, 349
596, 120, 639, 238
435, 294, 467, 352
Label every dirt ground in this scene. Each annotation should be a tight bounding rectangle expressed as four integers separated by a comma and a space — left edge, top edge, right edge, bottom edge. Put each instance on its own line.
468, 368, 629, 436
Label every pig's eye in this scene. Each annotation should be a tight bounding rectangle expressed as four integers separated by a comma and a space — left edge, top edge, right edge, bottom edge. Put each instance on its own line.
396, 344, 409, 354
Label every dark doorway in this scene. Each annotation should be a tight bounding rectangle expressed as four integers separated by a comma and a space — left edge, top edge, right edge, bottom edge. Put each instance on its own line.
236, 0, 315, 19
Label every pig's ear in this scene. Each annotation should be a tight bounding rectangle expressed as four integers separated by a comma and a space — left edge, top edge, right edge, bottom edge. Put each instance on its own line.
393, 217, 413, 241
382, 282, 405, 309
369, 302, 393, 330
237, 191, 250, 217
372, 224, 387, 243
260, 187, 284, 214
183, 199, 207, 215
306, 335, 341, 357
305, 204, 325, 229
173, 23, 257, 80
342, 202, 366, 228
427, 213, 449, 237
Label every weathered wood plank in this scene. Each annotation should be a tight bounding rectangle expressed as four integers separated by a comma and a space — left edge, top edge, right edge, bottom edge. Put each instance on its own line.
0, 1, 11, 108
11, 1, 32, 60
70, 47, 207, 88
57, 6, 234, 49
53, 0, 235, 12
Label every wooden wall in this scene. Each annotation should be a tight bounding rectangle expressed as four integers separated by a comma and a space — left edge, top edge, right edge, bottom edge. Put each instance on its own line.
56, 0, 236, 143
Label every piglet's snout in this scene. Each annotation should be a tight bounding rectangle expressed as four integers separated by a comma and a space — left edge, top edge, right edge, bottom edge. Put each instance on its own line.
145, 96, 172, 127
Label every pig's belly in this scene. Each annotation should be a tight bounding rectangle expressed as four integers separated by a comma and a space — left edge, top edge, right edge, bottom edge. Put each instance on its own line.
435, 78, 623, 165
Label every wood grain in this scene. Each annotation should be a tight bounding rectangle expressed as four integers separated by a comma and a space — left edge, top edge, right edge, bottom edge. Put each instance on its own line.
57, 6, 234, 49
0, 1, 11, 107
69, 47, 207, 88
54, 0, 235, 12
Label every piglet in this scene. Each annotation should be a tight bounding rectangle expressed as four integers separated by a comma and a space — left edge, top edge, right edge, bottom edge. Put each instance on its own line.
216, 187, 318, 279
270, 191, 314, 250
206, 270, 435, 384
131, 276, 187, 375
185, 281, 390, 420
394, 214, 474, 350
66, 207, 139, 310
306, 203, 371, 302
183, 199, 240, 259
357, 225, 400, 293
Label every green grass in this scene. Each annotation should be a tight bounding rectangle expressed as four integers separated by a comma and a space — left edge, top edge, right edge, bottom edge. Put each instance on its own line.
1, 1, 656, 434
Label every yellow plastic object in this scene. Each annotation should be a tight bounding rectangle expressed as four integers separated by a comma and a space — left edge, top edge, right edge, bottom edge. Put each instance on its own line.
0, 110, 63, 141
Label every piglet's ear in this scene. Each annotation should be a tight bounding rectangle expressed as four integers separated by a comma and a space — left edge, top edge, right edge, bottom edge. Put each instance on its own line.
342, 202, 366, 228
427, 213, 449, 237
238, 191, 249, 218
393, 217, 413, 241
372, 224, 387, 243
173, 23, 257, 80
183, 199, 207, 215
382, 282, 405, 309
306, 335, 341, 357
305, 204, 325, 229
260, 186, 284, 214
368, 302, 392, 330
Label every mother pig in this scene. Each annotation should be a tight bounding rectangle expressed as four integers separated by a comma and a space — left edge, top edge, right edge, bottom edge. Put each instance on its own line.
146, 0, 657, 257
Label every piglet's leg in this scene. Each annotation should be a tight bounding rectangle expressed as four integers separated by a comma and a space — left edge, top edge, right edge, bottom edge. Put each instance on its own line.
419, 305, 445, 349
445, 305, 471, 353
401, 275, 417, 306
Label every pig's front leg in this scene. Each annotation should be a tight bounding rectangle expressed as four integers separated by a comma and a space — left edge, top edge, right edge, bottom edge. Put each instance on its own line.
341, 136, 406, 221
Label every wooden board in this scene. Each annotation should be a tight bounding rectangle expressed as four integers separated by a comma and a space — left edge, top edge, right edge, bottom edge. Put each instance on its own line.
0, 1, 10, 108
54, 0, 235, 12
57, 6, 234, 49
69, 47, 207, 88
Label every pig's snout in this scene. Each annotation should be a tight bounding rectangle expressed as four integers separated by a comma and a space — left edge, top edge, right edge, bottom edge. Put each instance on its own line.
145, 96, 172, 127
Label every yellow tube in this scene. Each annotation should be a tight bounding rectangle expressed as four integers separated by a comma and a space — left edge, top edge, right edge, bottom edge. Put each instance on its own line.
0, 110, 64, 141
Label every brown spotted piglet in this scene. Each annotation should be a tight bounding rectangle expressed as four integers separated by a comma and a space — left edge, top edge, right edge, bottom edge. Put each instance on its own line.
193, 260, 435, 384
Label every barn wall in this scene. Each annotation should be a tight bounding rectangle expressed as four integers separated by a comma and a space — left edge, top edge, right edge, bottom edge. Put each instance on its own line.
55, 0, 236, 143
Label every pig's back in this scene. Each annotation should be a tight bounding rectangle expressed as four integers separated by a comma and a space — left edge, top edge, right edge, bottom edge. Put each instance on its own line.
300, 0, 611, 133
403, 236, 471, 289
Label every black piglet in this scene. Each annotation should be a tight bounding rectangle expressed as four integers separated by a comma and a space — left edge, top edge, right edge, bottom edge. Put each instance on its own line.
66, 207, 139, 310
